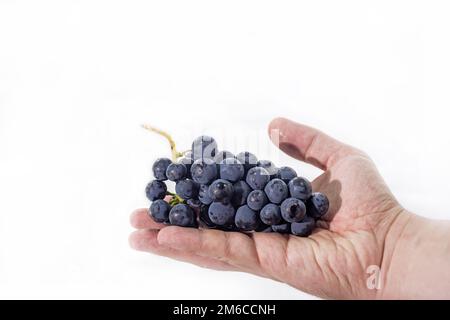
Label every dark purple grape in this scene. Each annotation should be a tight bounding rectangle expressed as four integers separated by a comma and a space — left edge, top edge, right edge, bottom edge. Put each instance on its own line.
280, 198, 306, 223
152, 158, 172, 181
288, 177, 312, 201
219, 158, 245, 182
208, 202, 235, 226
191, 158, 218, 184
198, 184, 213, 205
208, 179, 234, 203
291, 216, 315, 237
307, 192, 330, 219
235, 205, 260, 231
246, 167, 270, 190
145, 180, 167, 201
264, 178, 288, 204
260, 203, 282, 225
175, 179, 199, 200
149, 199, 171, 223
278, 166, 297, 183
169, 204, 196, 227
166, 163, 187, 181
247, 190, 268, 211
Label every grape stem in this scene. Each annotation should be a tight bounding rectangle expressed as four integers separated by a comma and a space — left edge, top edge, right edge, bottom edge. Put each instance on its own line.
141, 124, 184, 162
166, 191, 185, 205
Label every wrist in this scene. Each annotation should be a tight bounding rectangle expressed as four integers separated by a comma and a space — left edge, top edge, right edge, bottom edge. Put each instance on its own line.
378, 210, 450, 299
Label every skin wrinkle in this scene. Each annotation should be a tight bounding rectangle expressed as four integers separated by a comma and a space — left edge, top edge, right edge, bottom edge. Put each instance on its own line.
377, 212, 413, 299
196, 230, 253, 273
221, 232, 233, 263
252, 236, 278, 280
285, 237, 307, 282
325, 145, 352, 170
282, 237, 294, 275
229, 232, 266, 277
254, 235, 286, 282
344, 234, 372, 298
375, 207, 404, 277
327, 235, 356, 298
307, 236, 334, 291
303, 131, 323, 165
301, 238, 330, 298
321, 245, 346, 298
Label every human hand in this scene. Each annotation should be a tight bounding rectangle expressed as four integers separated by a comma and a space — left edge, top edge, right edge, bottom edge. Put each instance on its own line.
129, 118, 447, 299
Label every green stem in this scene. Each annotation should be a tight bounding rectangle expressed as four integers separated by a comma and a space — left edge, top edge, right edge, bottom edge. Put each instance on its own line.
141, 124, 184, 162
166, 191, 185, 205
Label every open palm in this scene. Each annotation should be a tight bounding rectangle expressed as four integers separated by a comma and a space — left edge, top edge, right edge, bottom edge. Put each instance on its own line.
130, 118, 405, 299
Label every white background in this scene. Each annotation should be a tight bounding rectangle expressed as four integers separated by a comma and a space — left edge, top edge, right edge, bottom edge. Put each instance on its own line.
1, 0, 449, 299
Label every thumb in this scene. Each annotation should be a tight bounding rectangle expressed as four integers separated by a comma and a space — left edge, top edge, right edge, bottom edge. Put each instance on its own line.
268, 117, 359, 170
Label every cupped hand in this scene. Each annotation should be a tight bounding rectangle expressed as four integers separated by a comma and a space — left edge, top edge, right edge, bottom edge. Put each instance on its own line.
129, 117, 408, 299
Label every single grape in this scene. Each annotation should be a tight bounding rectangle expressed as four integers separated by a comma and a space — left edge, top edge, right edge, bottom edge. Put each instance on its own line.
307, 192, 330, 219
280, 198, 306, 223
198, 184, 213, 205
152, 158, 172, 181
145, 180, 167, 201
291, 216, 316, 237
247, 190, 268, 211
192, 135, 218, 160
236, 151, 258, 173
235, 205, 260, 231
257, 160, 279, 179
246, 166, 270, 190
271, 223, 291, 234
214, 150, 235, 163
166, 163, 187, 182
264, 178, 289, 204
278, 166, 297, 183
288, 177, 312, 201
175, 179, 199, 200
191, 158, 218, 184
149, 199, 171, 223
232, 180, 252, 207
169, 204, 196, 227
219, 158, 245, 182
260, 203, 282, 225
208, 179, 234, 203
208, 202, 235, 226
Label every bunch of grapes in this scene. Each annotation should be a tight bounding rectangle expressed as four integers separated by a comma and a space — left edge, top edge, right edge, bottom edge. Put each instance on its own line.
145, 135, 329, 237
